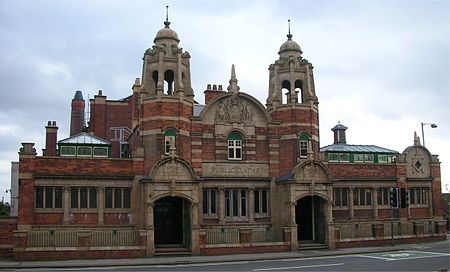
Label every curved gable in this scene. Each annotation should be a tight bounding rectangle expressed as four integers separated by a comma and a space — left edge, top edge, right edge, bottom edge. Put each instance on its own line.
200, 92, 272, 126
293, 161, 332, 183
402, 145, 432, 178
151, 157, 195, 182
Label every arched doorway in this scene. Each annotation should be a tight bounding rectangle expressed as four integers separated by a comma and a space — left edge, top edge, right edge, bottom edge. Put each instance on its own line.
295, 195, 327, 244
154, 196, 191, 248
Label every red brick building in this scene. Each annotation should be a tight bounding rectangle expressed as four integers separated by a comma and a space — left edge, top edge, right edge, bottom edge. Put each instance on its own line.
9, 17, 446, 260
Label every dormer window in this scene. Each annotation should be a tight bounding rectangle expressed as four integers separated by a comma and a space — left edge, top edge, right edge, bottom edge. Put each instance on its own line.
164, 129, 176, 155
228, 132, 243, 160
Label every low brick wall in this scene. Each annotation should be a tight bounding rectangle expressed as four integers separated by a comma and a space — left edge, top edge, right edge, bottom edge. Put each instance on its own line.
13, 248, 145, 261
0, 217, 17, 258
201, 244, 289, 255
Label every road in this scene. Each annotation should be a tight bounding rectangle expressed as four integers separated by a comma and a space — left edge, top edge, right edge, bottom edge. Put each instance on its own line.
9, 240, 450, 271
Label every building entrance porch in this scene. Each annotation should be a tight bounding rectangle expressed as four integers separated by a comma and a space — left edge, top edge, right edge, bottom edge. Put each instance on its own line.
154, 196, 191, 249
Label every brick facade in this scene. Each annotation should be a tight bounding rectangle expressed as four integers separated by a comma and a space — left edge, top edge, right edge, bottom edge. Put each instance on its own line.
4, 19, 445, 260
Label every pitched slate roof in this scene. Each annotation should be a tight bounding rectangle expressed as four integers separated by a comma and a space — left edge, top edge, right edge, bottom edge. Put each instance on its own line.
58, 132, 110, 145
193, 104, 205, 117
320, 144, 397, 153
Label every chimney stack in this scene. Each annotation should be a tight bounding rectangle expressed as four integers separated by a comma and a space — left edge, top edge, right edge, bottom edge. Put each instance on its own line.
70, 90, 85, 136
204, 83, 225, 104
45, 121, 58, 156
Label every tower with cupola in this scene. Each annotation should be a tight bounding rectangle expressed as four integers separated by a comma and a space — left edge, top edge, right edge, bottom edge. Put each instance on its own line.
136, 8, 195, 173
266, 21, 320, 174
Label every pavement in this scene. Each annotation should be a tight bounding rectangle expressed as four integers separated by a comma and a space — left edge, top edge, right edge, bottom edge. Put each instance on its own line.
0, 240, 447, 270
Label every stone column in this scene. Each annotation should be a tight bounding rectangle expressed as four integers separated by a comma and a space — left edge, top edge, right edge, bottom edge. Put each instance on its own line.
373, 188, 378, 219
146, 202, 154, 228
287, 201, 298, 251
218, 188, 224, 224
428, 189, 433, 216
349, 188, 354, 219
191, 202, 200, 255
97, 187, 104, 225
63, 186, 70, 225
146, 202, 155, 256
249, 188, 255, 223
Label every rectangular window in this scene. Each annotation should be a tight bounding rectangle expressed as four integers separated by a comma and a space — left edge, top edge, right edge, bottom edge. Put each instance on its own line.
35, 187, 62, 209
60, 146, 76, 156
328, 153, 339, 162
224, 189, 247, 219
299, 141, 308, 158
328, 153, 350, 162
44, 187, 53, 208
353, 188, 372, 206
71, 188, 78, 208
334, 188, 348, 207
77, 146, 92, 157
114, 188, 122, 208
354, 154, 364, 163
35, 187, 44, 208
105, 188, 131, 209
71, 187, 97, 209
123, 188, 131, 209
105, 188, 113, 208
339, 153, 350, 162
164, 136, 175, 155
228, 140, 243, 160
93, 147, 108, 157
410, 188, 428, 205
254, 189, 270, 216
364, 154, 374, 163
202, 189, 217, 215
377, 188, 390, 206
378, 155, 388, 163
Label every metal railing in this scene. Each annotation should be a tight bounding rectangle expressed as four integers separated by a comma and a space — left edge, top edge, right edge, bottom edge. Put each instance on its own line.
252, 228, 284, 243
27, 230, 77, 247
205, 228, 239, 244
91, 230, 139, 246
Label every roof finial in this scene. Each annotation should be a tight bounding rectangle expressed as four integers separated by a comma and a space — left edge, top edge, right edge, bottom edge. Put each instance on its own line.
287, 19, 293, 40
164, 5, 171, 28
227, 64, 240, 93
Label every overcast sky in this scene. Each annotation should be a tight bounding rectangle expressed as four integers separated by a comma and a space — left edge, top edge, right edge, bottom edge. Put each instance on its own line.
0, 0, 449, 202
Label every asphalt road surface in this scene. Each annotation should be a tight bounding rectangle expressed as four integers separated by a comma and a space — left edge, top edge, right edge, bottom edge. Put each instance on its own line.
10, 241, 450, 272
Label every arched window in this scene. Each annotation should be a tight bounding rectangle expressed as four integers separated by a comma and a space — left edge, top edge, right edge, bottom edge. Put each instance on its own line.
228, 132, 243, 160
152, 71, 158, 91
164, 129, 176, 155
295, 80, 303, 103
299, 134, 310, 158
281, 80, 290, 104
164, 70, 175, 95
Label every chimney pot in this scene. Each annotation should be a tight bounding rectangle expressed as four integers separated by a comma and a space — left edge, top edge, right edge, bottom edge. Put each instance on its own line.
207, 84, 211, 90
47, 121, 51, 126
213, 84, 217, 90
52, 121, 56, 126
98, 90, 103, 95
218, 85, 223, 91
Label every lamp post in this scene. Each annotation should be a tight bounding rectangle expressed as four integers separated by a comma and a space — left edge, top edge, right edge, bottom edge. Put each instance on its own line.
421, 122, 437, 147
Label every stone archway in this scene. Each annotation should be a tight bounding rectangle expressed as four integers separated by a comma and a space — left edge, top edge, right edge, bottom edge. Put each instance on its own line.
295, 195, 327, 244
154, 196, 191, 248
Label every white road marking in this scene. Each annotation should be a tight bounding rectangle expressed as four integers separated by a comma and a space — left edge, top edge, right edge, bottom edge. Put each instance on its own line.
253, 263, 344, 271
358, 254, 395, 261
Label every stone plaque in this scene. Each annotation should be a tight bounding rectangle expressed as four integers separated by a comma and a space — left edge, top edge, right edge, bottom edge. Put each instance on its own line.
202, 162, 269, 178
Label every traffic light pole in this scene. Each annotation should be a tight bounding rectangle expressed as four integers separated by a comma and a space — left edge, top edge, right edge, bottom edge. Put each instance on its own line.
390, 207, 394, 246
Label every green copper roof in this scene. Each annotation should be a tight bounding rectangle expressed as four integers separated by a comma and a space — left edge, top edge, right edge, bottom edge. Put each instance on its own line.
320, 144, 398, 153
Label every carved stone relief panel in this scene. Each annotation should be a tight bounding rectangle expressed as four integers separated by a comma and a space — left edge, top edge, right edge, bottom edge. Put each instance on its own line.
214, 97, 253, 124
153, 160, 192, 182
406, 147, 430, 178
294, 162, 329, 184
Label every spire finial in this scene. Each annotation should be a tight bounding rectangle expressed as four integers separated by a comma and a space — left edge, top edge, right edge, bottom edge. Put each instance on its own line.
287, 19, 293, 40
164, 5, 171, 28
227, 64, 240, 93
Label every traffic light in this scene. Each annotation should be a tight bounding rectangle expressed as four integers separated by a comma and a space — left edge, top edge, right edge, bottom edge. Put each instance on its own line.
400, 188, 409, 208
390, 187, 399, 209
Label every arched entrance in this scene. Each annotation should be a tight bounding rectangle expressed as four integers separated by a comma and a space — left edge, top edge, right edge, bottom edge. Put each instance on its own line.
295, 195, 327, 244
154, 196, 191, 248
